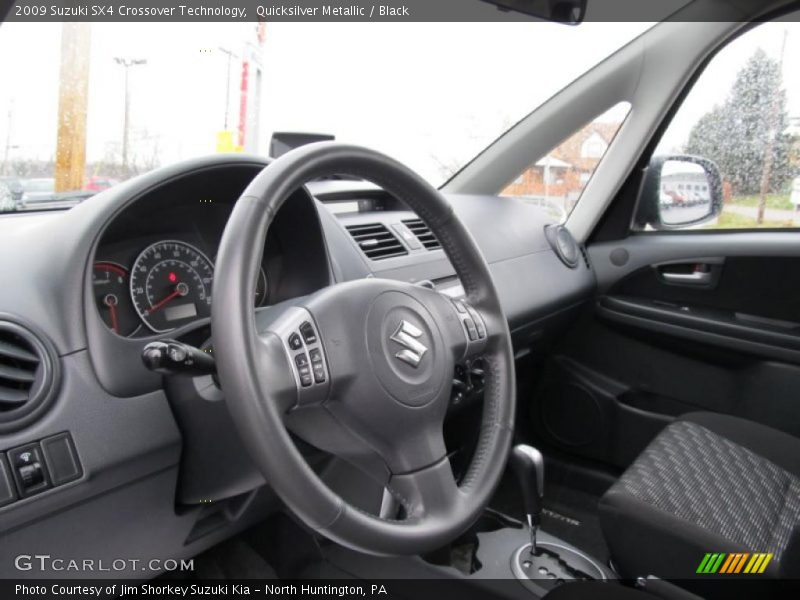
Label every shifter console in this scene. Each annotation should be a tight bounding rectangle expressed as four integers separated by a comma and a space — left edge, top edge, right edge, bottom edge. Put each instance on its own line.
508, 444, 607, 593
512, 541, 605, 594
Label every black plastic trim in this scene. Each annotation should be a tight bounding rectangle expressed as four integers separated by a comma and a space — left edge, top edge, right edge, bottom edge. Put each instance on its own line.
598, 295, 800, 364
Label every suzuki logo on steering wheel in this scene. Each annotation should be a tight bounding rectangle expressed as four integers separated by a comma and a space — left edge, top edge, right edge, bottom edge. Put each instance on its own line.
390, 320, 428, 368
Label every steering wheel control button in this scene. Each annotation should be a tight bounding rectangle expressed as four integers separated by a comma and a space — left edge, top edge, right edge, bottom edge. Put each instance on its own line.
294, 353, 313, 387
40, 433, 82, 487
464, 317, 480, 341
309, 348, 326, 383
453, 300, 468, 314
465, 305, 487, 339
299, 321, 318, 344
288, 332, 303, 351
453, 299, 488, 344
8, 443, 50, 497
475, 317, 487, 339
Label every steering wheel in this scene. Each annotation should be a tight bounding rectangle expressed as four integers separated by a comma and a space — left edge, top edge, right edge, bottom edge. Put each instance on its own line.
212, 143, 515, 555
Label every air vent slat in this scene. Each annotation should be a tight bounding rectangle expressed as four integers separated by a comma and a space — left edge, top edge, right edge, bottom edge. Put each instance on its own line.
0, 387, 29, 405
0, 363, 36, 383
402, 219, 442, 251
345, 223, 408, 261
0, 339, 38, 362
351, 233, 396, 242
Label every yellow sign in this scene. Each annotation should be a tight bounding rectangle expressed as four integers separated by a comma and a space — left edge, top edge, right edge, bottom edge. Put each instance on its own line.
216, 131, 243, 154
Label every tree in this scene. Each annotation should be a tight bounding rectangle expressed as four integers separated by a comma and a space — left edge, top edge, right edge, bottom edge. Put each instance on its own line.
685, 48, 794, 197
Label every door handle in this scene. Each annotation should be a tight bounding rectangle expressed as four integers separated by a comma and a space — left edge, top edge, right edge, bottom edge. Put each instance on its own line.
656, 259, 723, 287
661, 270, 712, 284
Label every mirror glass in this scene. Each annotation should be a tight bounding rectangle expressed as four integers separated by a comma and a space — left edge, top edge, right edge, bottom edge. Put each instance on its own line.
659, 160, 713, 226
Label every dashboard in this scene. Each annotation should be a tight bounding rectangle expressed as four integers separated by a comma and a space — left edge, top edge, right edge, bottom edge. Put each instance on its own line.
0, 154, 595, 578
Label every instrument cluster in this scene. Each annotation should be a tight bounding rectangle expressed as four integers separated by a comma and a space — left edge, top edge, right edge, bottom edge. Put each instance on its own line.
92, 239, 268, 337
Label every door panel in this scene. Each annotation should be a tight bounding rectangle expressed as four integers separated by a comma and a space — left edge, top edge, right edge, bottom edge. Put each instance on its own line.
590, 232, 800, 293
532, 237, 800, 471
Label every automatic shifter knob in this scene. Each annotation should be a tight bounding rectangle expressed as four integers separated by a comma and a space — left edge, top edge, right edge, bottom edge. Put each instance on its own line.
510, 444, 545, 554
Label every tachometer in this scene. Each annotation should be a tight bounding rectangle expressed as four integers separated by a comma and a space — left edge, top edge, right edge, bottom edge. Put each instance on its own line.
130, 240, 214, 333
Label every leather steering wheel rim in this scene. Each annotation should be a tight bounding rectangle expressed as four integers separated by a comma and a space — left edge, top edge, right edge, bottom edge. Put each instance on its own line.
212, 142, 515, 555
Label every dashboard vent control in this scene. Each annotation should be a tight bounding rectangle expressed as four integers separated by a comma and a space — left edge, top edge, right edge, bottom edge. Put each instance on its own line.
0, 320, 59, 432
402, 218, 442, 251
345, 223, 408, 260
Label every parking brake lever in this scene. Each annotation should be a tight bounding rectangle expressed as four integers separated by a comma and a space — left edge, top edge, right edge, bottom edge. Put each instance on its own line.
142, 340, 216, 377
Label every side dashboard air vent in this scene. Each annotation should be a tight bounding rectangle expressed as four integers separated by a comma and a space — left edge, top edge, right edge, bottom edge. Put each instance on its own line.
0, 319, 59, 432
402, 218, 441, 250
345, 223, 408, 260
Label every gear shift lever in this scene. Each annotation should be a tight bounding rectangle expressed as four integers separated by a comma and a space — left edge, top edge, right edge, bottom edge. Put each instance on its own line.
510, 444, 545, 555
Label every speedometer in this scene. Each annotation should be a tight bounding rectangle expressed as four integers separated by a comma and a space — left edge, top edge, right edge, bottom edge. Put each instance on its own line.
130, 240, 214, 333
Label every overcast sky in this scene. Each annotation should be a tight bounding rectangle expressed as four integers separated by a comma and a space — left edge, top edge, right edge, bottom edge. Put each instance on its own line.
0, 20, 796, 185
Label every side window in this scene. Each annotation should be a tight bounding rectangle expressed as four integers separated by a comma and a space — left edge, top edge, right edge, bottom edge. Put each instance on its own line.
646, 21, 800, 230
500, 102, 630, 223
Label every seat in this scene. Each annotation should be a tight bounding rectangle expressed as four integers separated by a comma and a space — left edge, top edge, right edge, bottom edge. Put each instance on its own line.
599, 412, 800, 580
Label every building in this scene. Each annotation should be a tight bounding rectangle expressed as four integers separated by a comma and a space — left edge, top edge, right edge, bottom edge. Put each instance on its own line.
501, 121, 622, 213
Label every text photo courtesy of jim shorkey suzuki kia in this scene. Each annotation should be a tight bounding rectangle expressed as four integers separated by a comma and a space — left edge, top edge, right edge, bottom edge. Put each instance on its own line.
15, 583, 390, 597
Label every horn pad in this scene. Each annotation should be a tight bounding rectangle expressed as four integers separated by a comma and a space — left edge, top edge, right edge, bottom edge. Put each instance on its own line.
365, 290, 448, 408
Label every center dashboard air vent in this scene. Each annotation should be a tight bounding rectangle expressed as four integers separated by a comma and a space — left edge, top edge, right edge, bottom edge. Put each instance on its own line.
0, 319, 59, 432
401, 219, 441, 251
345, 223, 408, 261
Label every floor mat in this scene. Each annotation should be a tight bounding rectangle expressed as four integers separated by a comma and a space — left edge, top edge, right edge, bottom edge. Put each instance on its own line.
490, 472, 609, 566
181, 536, 279, 579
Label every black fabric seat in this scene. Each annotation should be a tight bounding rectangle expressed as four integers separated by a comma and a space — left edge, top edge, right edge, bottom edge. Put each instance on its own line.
599, 412, 800, 580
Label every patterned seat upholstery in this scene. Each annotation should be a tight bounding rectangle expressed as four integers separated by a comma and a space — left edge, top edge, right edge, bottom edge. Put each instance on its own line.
599, 412, 800, 579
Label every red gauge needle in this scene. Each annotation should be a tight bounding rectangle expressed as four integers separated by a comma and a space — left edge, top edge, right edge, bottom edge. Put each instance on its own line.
104, 294, 119, 334
148, 282, 189, 315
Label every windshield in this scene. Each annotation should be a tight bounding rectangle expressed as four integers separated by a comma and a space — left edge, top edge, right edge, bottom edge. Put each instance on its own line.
0, 21, 649, 212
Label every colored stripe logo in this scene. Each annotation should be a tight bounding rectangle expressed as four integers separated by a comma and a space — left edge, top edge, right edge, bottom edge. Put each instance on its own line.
697, 552, 773, 574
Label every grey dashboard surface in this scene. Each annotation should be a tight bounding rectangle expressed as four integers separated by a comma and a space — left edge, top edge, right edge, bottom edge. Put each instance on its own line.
315, 188, 596, 332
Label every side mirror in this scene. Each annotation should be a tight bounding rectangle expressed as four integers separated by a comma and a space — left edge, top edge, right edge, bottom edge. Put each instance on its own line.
636, 155, 723, 230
